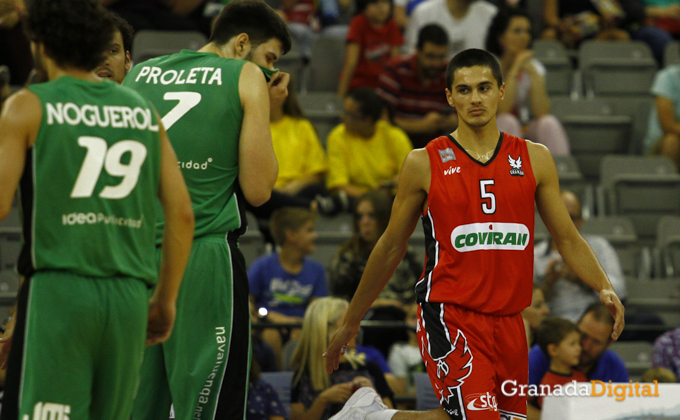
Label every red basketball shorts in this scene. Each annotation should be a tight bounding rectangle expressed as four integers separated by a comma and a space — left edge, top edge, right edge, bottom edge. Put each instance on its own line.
416, 302, 528, 420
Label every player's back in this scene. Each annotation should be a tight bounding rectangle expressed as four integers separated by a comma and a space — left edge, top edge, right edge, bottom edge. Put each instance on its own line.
418, 133, 536, 315
21, 77, 162, 284
124, 50, 247, 241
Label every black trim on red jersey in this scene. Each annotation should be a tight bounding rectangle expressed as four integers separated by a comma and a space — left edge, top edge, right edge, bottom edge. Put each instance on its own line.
447, 132, 504, 167
416, 212, 438, 303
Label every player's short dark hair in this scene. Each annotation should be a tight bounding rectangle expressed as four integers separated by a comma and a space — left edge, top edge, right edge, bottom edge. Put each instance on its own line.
270, 207, 316, 246
417, 24, 448, 50
445, 48, 503, 91
581, 303, 614, 327
209, 0, 291, 55
24, 0, 116, 71
112, 13, 134, 54
537, 317, 580, 358
485, 8, 533, 57
346, 88, 383, 122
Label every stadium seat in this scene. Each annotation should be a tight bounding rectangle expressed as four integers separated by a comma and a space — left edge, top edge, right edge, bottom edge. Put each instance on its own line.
533, 40, 573, 97
131, 30, 207, 64
306, 35, 345, 92
664, 41, 680, 68
579, 40, 657, 98
308, 231, 351, 269
297, 92, 343, 147
260, 371, 295, 416
413, 373, 440, 411
609, 341, 653, 377
655, 216, 680, 277
553, 155, 594, 218
581, 216, 639, 277
0, 229, 21, 271
551, 98, 633, 180
603, 96, 655, 155
0, 205, 20, 229
0, 270, 19, 295
598, 155, 680, 242
276, 50, 306, 90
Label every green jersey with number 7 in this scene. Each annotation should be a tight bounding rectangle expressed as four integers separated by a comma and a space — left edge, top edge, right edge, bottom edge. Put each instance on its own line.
123, 50, 247, 241
21, 77, 162, 284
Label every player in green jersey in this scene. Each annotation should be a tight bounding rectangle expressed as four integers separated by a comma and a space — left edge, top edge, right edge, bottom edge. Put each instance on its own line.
95, 13, 133, 85
123, 1, 291, 419
0, 1, 195, 419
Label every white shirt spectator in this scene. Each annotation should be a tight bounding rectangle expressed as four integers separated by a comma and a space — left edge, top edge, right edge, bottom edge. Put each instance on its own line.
404, 0, 497, 58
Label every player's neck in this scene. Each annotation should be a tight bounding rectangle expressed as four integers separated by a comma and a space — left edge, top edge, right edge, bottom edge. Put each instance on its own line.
45, 61, 101, 83
549, 358, 574, 375
278, 246, 305, 273
452, 120, 500, 161
199, 42, 238, 60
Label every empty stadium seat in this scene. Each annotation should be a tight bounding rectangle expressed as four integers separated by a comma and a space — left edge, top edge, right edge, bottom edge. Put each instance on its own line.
0, 270, 19, 295
581, 216, 639, 277
298, 92, 343, 146
579, 40, 657, 97
655, 216, 680, 277
598, 155, 680, 241
533, 40, 573, 96
413, 373, 440, 411
603, 96, 655, 155
551, 98, 633, 180
553, 155, 593, 218
260, 371, 294, 416
664, 41, 680, 68
306, 35, 345, 92
0, 229, 21, 271
609, 341, 654, 377
131, 30, 207, 64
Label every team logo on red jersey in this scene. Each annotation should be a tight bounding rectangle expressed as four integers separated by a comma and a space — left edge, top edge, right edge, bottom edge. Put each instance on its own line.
508, 154, 524, 176
439, 148, 456, 163
465, 392, 498, 412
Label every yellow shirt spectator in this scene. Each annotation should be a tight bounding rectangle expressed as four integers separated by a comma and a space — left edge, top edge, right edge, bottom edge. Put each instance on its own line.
271, 115, 329, 190
326, 120, 412, 193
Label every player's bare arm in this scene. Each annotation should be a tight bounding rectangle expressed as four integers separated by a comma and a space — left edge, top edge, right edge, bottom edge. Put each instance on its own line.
150, 117, 195, 346
325, 149, 430, 373
528, 141, 624, 339
0, 90, 41, 219
238, 61, 278, 207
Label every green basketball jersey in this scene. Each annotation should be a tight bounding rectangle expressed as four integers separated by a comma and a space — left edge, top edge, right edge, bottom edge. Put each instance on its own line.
123, 50, 248, 242
21, 77, 161, 284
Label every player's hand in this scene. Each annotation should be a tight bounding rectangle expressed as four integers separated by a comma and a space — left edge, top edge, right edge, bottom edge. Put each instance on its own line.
320, 382, 354, 404
268, 71, 290, 111
324, 322, 360, 374
599, 289, 624, 340
0, 314, 16, 370
146, 296, 176, 346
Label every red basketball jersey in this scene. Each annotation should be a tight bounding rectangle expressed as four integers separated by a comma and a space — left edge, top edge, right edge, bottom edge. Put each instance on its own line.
417, 133, 536, 316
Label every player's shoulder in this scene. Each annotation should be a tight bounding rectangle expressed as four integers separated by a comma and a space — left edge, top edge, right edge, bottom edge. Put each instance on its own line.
1, 88, 42, 123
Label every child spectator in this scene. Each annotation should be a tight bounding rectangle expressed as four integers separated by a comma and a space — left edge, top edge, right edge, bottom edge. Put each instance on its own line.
247, 358, 288, 420
337, 0, 403, 96
249, 208, 328, 369
289, 297, 394, 420
534, 317, 588, 409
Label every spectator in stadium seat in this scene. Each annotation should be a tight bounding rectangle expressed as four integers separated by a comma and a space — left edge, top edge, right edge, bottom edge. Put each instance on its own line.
486, 8, 571, 156
652, 326, 680, 381
249, 208, 328, 369
337, 0, 403, 96
377, 24, 458, 149
403, 0, 498, 59
247, 358, 288, 420
644, 64, 680, 170
534, 190, 627, 322
289, 297, 394, 420
521, 286, 551, 348
270, 81, 329, 199
328, 190, 421, 305
527, 304, 629, 418
541, 0, 630, 48
326, 89, 412, 199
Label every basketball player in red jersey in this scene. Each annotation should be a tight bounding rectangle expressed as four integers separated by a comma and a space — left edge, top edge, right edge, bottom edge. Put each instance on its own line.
324, 49, 624, 420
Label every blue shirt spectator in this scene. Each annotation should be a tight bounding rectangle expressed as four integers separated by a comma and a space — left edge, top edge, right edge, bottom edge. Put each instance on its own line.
528, 344, 629, 386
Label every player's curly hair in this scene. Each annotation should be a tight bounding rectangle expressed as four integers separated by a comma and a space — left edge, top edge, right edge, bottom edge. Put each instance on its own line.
24, 0, 116, 71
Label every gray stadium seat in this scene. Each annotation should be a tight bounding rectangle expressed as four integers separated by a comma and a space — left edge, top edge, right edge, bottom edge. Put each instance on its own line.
131, 30, 207, 64
533, 40, 573, 96
260, 371, 294, 416
413, 373, 440, 411
0, 229, 21, 271
0, 206, 20, 229
551, 98, 633, 180
655, 215, 680, 277
598, 155, 680, 241
579, 40, 657, 97
0, 270, 19, 295
306, 35, 345, 92
276, 51, 306, 90
603, 96, 655, 155
581, 216, 639, 277
298, 92, 343, 147
624, 278, 680, 327
609, 341, 653, 377
664, 41, 680, 68
309, 231, 351, 269
553, 156, 593, 218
